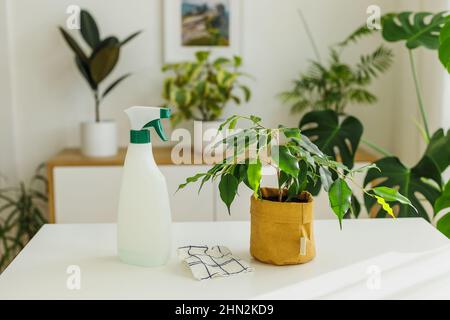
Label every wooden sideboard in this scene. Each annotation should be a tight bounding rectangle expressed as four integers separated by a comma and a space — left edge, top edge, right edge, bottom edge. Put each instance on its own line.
47, 147, 378, 224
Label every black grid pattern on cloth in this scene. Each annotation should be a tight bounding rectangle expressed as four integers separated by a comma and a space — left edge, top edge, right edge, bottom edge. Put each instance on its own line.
178, 245, 253, 281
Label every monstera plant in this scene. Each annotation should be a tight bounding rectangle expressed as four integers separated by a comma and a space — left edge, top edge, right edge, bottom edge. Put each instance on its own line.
344, 11, 450, 235
59, 9, 141, 157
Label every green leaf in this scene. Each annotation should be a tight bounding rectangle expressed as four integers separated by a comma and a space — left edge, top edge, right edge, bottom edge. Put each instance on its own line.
219, 174, 239, 215
195, 51, 210, 62
233, 55, 242, 67
382, 12, 449, 50
372, 186, 417, 212
299, 110, 363, 168
247, 158, 262, 197
319, 167, 333, 192
364, 156, 441, 221
439, 20, 450, 72
58, 27, 88, 62
75, 56, 97, 90
435, 180, 450, 214
281, 126, 301, 139
424, 128, 450, 174
80, 10, 100, 49
89, 37, 120, 84
250, 115, 261, 124
174, 89, 191, 107
239, 85, 251, 102
102, 73, 131, 98
213, 57, 230, 67
177, 173, 207, 192
328, 178, 353, 229
272, 145, 300, 177
437, 212, 450, 238
121, 30, 142, 46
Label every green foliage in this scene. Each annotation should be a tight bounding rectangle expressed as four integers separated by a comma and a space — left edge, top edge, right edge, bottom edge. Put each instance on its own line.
280, 46, 393, 115
382, 12, 449, 50
161, 51, 252, 126
59, 9, 141, 122
363, 156, 440, 220
436, 181, 450, 237
341, 11, 450, 235
299, 110, 363, 214
328, 178, 352, 228
440, 19, 450, 74
0, 166, 48, 272
178, 115, 413, 226
299, 110, 363, 169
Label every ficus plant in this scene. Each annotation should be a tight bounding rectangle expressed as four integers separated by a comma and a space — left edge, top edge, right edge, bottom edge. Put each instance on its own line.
161, 51, 252, 127
178, 115, 415, 228
279, 13, 394, 216
343, 11, 450, 234
59, 9, 142, 122
0, 165, 48, 272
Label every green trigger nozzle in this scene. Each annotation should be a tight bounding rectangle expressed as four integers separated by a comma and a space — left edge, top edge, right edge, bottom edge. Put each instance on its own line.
144, 119, 168, 141
125, 106, 171, 144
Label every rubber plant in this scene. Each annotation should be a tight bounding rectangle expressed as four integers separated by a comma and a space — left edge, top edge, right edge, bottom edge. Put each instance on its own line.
343, 11, 450, 235
59, 9, 142, 122
280, 12, 394, 217
178, 115, 415, 228
161, 51, 252, 126
0, 165, 48, 272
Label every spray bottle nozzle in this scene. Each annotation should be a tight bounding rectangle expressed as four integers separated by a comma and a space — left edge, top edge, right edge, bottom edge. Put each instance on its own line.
144, 119, 168, 141
125, 106, 171, 144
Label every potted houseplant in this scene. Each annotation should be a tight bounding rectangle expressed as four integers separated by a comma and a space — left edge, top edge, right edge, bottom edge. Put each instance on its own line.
0, 165, 47, 272
59, 9, 141, 157
279, 13, 394, 213
161, 51, 251, 154
178, 115, 414, 265
344, 11, 450, 237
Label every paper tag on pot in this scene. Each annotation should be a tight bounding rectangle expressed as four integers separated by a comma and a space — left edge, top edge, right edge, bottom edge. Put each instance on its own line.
300, 237, 307, 256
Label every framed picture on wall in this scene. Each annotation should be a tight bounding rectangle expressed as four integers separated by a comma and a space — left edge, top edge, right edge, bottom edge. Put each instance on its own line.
164, 0, 241, 62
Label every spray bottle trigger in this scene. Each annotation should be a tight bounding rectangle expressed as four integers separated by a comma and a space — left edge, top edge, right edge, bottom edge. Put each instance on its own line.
144, 119, 168, 141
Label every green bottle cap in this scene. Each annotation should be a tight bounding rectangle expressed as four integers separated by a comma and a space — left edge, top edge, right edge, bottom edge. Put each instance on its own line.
130, 130, 150, 144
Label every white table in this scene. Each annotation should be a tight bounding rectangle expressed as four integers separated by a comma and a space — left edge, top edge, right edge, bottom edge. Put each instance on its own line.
0, 218, 449, 300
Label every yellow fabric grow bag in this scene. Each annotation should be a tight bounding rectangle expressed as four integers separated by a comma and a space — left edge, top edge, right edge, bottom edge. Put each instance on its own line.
250, 188, 315, 265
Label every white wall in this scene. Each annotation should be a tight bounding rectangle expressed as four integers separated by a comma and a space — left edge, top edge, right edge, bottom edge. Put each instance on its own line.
0, 0, 17, 185
2, 0, 447, 181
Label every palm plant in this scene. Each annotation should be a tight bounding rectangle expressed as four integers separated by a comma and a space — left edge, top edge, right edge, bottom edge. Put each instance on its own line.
280, 46, 393, 115
0, 165, 48, 272
59, 9, 141, 122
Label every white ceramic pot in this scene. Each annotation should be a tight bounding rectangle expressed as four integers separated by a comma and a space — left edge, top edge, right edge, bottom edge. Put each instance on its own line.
193, 120, 223, 155
80, 121, 118, 157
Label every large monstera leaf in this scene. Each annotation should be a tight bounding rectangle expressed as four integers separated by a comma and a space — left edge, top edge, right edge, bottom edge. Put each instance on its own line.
299, 110, 362, 214
424, 128, 450, 173
382, 11, 449, 50
364, 156, 441, 221
299, 110, 363, 169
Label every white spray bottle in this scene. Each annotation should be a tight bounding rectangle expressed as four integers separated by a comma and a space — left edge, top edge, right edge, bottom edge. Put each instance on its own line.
117, 106, 172, 267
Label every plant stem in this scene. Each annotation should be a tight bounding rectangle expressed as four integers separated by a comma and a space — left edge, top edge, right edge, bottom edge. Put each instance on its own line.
277, 168, 282, 202
361, 138, 393, 157
297, 9, 322, 63
408, 50, 430, 142
94, 91, 100, 123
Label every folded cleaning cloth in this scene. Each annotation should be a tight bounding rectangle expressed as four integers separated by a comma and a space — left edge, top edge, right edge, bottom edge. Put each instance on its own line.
178, 245, 254, 281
